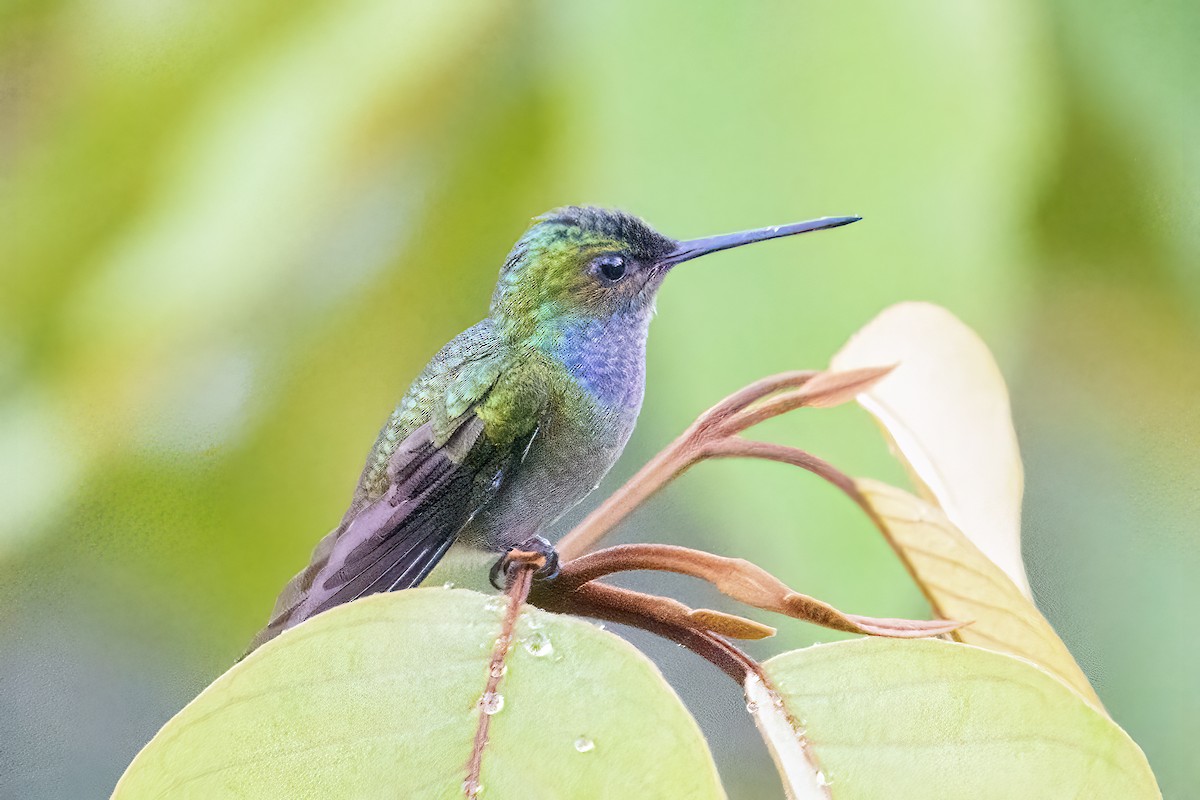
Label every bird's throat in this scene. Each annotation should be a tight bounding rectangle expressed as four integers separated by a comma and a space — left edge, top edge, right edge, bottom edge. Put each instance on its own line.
541, 311, 650, 411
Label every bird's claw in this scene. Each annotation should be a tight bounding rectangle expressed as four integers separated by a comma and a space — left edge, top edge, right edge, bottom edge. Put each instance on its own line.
489, 536, 560, 589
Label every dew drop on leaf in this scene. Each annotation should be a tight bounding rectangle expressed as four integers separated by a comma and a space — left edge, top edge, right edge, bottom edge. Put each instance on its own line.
574, 737, 595, 753
523, 631, 554, 658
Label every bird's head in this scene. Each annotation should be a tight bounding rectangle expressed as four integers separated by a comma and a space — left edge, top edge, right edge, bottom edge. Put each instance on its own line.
490, 206, 859, 339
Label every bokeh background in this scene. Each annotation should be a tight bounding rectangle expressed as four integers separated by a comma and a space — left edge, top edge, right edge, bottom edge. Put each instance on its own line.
2, 1, 1196, 797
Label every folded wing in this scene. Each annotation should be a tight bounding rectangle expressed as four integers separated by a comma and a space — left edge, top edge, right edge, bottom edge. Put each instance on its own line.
247, 413, 525, 653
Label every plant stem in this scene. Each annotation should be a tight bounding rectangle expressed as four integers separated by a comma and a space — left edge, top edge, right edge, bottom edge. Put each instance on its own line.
556, 368, 889, 560
464, 559, 535, 798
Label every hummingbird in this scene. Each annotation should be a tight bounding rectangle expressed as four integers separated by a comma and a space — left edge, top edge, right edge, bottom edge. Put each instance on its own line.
249, 206, 859, 651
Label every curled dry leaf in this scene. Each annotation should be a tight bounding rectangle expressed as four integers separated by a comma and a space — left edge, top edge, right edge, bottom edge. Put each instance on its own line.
857, 478, 1103, 710
832, 302, 1030, 597
532, 578, 762, 683
541, 571, 775, 641
560, 544, 962, 640
722, 366, 896, 434
687, 609, 777, 640
704, 370, 819, 420
790, 366, 899, 409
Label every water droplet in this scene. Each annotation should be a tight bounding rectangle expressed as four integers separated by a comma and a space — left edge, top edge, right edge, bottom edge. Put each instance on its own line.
574, 737, 595, 753
483, 596, 506, 613
523, 631, 554, 658
442, 581, 456, 590
489, 662, 507, 679
595, 622, 606, 631
816, 770, 832, 787
745, 700, 759, 713
462, 778, 484, 797
480, 691, 504, 715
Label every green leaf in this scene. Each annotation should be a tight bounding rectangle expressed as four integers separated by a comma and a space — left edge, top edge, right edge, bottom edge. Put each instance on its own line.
755, 638, 1160, 800
113, 589, 725, 799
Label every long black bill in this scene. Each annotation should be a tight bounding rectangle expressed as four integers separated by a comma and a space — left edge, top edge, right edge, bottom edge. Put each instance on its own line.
658, 215, 861, 268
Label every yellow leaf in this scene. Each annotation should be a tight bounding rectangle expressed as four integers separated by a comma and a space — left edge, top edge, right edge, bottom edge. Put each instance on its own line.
856, 478, 1103, 711
832, 302, 1030, 596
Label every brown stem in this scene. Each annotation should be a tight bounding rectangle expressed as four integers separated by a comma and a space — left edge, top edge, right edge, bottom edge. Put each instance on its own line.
557, 368, 887, 561
557, 374, 818, 561
463, 560, 536, 798
695, 437, 948, 617
698, 370, 817, 426
702, 437, 873, 516
556, 442, 699, 561
703, 440, 962, 634
533, 579, 761, 684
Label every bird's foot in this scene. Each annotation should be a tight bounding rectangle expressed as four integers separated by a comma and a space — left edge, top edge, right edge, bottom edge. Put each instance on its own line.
489, 536, 560, 589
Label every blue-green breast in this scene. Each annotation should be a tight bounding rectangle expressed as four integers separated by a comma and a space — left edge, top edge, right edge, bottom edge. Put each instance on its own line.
460, 309, 651, 548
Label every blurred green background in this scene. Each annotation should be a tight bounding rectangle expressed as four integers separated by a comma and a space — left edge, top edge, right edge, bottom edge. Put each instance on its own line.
1, 1, 1196, 797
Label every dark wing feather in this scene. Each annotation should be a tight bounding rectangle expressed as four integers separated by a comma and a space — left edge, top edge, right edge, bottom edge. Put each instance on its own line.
246, 414, 517, 653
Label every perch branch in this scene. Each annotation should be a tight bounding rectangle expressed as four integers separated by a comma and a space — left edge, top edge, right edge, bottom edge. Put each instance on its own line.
463, 554, 538, 798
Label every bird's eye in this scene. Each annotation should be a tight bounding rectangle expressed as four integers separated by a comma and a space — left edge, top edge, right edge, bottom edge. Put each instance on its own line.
594, 254, 627, 283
